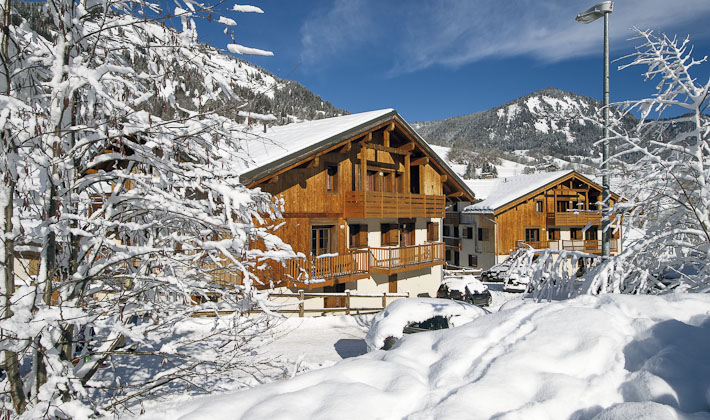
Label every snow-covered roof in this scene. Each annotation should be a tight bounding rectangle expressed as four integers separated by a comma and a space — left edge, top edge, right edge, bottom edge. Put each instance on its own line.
239, 109, 395, 185
464, 170, 575, 214
237, 110, 475, 201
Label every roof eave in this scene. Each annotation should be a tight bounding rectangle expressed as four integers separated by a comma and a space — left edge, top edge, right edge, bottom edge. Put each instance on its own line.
241, 109, 398, 187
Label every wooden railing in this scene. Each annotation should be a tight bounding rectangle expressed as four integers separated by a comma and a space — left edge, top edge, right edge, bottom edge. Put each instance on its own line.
344, 191, 445, 218
561, 239, 618, 253
444, 212, 460, 225
444, 236, 461, 250
516, 240, 550, 250
516, 239, 619, 253
368, 242, 444, 274
192, 290, 410, 317
285, 249, 370, 289
547, 211, 602, 226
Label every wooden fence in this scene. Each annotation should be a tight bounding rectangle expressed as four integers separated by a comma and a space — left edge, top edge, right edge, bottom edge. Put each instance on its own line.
192, 290, 409, 317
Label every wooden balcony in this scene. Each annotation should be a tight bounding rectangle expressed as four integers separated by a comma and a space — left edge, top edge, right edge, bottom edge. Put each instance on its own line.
368, 242, 444, 274
546, 211, 601, 226
444, 212, 460, 225
516, 240, 550, 250
517, 239, 619, 254
561, 239, 619, 253
344, 191, 445, 219
285, 249, 370, 289
279, 243, 444, 289
444, 236, 461, 250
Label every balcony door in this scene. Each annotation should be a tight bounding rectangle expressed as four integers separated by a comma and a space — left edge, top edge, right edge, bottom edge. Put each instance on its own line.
311, 225, 333, 256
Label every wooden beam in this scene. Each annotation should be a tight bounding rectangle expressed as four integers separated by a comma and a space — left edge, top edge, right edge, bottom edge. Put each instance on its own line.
360, 148, 367, 192
447, 191, 464, 198
383, 130, 390, 148
411, 157, 429, 166
364, 143, 412, 155
404, 154, 410, 194
384, 122, 395, 132
362, 132, 373, 143
400, 142, 416, 151
266, 175, 278, 184
440, 174, 448, 183
304, 156, 319, 168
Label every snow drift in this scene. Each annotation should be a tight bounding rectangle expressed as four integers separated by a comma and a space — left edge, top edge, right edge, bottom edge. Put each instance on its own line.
135, 293, 710, 420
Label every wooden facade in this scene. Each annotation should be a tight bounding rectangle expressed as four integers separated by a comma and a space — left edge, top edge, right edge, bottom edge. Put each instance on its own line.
245, 113, 474, 290
447, 171, 622, 270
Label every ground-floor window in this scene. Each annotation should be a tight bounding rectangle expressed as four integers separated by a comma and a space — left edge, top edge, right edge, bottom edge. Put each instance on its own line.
468, 254, 478, 267
525, 228, 540, 243
324, 283, 346, 308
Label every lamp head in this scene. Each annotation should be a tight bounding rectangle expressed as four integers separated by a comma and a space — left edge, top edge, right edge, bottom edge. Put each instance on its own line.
576, 1, 613, 24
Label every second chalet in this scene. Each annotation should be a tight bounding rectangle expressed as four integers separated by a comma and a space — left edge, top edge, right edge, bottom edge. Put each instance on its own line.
239, 109, 474, 310
443, 170, 622, 270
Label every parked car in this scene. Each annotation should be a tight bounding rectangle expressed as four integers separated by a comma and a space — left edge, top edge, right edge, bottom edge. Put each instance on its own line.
481, 262, 510, 282
365, 298, 487, 351
503, 271, 531, 293
438, 275, 492, 307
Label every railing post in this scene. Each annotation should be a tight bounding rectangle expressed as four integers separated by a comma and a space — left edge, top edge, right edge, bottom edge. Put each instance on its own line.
345, 290, 351, 316
382, 292, 387, 309
299, 290, 305, 318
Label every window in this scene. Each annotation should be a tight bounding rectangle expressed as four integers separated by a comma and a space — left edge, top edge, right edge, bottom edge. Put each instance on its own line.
464, 227, 473, 239
350, 224, 368, 248
454, 251, 460, 266
399, 221, 415, 246
453, 226, 459, 238
326, 165, 338, 193
548, 228, 560, 240
367, 170, 378, 192
311, 226, 332, 256
585, 227, 598, 240
468, 254, 478, 267
443, 225, 451, 237
381, 223, 399, 246
384, 172, 394, 192
427, 222, 439, 242
445, 249, 451, 262
477, 227, 489, 241
556, 200, 570, 213
525, 228, 540, 243
535, 200, 544, 213
570, 228, 582, 240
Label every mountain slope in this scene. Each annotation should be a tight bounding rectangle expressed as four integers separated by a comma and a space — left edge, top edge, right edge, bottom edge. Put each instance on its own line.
413, 88, 617, 158
12, 0, 347, 125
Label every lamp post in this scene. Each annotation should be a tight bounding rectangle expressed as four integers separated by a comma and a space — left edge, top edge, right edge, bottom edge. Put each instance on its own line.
576, 1, 613, 258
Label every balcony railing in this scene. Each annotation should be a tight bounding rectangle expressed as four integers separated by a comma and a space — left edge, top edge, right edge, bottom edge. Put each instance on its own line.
281, 243, 445, 289
285, 249, 370, 289
546, 211, 601, 226
444, 236, 461, 250
344, 191, 445, 219
517, 239, 619, 254
561, 239, 618, 253
368, 242, 445, 274
516, 240, 550, 250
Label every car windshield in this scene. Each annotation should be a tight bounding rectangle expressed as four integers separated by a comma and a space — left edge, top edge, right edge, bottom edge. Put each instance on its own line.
408, 315, 449, 330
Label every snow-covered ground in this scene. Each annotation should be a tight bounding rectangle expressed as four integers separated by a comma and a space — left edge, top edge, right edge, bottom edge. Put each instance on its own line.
128, 292, 710, 420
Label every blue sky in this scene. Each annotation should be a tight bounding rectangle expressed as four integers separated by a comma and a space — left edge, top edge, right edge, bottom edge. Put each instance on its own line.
197, 0, 710, 122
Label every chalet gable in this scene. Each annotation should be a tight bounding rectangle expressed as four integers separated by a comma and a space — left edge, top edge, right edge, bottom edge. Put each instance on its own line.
464, 170, 620, 216
239, 109, 474, 202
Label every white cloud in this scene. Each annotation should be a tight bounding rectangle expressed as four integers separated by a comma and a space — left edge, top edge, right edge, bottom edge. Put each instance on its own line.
300, 0, 710, 74
300, 0, 380, 66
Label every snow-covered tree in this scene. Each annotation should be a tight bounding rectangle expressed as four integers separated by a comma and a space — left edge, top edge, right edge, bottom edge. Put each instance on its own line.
528, 30, 710, 298
1, 0, 292, 417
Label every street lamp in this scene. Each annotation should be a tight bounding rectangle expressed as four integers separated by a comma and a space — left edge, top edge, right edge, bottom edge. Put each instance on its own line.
576, 1, 613, 258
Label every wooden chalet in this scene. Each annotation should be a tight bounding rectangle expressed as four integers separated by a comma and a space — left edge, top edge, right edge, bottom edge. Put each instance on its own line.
239, 109, 474, 306
444, 170, 621, 270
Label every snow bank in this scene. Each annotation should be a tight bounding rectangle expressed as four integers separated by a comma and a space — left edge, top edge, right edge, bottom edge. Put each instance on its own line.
364, 297, 487, 351
135, 294, 710, 420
